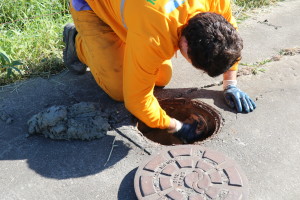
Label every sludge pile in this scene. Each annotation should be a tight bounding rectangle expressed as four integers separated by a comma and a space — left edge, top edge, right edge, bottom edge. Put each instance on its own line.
27, 102, 110, 140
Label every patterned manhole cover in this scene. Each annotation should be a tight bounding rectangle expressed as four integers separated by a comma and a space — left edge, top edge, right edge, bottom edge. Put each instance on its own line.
134, 145, 249, 200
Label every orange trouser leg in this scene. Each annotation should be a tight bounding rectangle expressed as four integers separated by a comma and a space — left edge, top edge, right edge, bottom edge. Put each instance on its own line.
70, 4, 125, 101
155, 60, 173, 87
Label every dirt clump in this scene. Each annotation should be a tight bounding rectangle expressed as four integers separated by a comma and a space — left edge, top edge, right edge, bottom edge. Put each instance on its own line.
280, 47, 300, 56
0, 110, 13, 124
27, 102, 110, 140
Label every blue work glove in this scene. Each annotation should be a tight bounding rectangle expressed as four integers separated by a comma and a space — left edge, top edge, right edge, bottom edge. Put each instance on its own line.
173, 121, 203, 144
223, 85, 256, 113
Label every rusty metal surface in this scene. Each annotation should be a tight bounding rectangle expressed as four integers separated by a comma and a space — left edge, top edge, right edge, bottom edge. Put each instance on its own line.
137, 98, 223, 145
134, 145, 249, 200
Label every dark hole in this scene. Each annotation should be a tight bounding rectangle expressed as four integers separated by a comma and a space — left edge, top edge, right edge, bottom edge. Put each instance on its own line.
137, 99, 222, 145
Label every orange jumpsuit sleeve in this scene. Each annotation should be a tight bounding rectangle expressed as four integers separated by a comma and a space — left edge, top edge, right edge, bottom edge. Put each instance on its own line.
122, 1, 179, 129
123, 31, 171, 129
210, 0, 239, 71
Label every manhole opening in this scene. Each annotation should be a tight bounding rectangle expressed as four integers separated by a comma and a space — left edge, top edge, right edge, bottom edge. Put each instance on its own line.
137, 98, 222, 145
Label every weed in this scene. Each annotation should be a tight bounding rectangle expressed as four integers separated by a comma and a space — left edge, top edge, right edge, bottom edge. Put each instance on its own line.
232, 0, 281, 23
233, 0, 279, 10
0, 51, 23, 79
240, 59, 272, 75
279, 48, 300, 56
0, 0, 71, 85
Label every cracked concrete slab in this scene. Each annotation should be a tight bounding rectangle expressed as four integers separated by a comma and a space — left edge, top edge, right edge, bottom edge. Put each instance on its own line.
0, 0, 300, 199
200, 54, 300, 200
239, 0, 300, 63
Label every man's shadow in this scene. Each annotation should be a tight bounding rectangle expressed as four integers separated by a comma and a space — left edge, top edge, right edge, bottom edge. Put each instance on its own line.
118, 168, 138, 200
0, 72, 132, 180
0, 133, 131, 179
154, 87, 233, 112
0, 70, 233, 181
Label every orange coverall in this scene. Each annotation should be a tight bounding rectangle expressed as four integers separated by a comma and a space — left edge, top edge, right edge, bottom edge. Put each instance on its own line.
70, 0, 238, 129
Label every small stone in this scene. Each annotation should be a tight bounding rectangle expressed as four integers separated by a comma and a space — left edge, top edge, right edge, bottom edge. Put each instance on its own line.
6, 117, 13, 124
271, 55, 282, 61
0, 110, 13, 124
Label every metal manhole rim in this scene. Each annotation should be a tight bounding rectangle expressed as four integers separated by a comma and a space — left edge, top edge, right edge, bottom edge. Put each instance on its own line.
136, 98, 224, 146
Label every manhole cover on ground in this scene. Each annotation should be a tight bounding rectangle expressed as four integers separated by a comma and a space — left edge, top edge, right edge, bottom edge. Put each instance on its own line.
134, 145, 249, 200
137, 99, 223, 145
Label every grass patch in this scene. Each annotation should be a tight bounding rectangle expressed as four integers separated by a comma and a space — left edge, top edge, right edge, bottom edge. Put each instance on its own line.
232, 0, 281, 23
240, 59, 271, 75
0, 0, 281, 86
234, 0, 279, 9
0, 0, 71, 85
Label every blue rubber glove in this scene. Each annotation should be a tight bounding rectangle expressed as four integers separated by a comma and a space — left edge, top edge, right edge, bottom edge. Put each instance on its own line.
223, 85, 256, 113
173, 121, 203, 144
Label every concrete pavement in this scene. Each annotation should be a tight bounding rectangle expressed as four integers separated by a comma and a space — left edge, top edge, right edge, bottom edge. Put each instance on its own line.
0, 0, 300, 199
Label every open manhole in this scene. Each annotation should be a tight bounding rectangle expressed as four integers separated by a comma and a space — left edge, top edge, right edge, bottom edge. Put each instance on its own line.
137, 98, 222, 145
134, 145, 249, 200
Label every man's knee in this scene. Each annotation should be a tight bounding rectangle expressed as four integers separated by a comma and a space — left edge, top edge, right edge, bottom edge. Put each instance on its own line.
155, 61, 172, 87
106, 86, 124, 102
109, 92, 124, 102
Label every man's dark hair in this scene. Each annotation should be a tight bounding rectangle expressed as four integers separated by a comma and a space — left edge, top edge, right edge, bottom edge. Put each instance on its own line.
182, 12, 243, 77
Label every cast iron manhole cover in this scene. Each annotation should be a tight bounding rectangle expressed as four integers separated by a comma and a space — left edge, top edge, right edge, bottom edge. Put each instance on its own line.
134, 145, 249, 200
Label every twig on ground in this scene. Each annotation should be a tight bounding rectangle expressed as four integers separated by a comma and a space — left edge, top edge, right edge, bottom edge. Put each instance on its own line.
234, 4, 246, 19
10, 82, 25, 94
104, 136, 118, 167
50, 79, 66, 86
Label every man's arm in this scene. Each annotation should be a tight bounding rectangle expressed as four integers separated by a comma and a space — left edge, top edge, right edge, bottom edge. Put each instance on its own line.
123, 31, 172, 129
223, 70, 237, 88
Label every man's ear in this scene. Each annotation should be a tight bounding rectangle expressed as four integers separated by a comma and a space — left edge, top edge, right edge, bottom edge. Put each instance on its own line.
179, 36, 192, 63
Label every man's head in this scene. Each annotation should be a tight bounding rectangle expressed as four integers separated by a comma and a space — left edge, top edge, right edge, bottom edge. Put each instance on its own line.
179, 12, 243, 77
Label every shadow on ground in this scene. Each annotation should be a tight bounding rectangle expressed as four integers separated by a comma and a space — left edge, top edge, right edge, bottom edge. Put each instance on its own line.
0, 72, 132, 179
0, 132, 131, 179
155, 87, 234, 113
118, 168, 138, 200
0, 71, 235, 180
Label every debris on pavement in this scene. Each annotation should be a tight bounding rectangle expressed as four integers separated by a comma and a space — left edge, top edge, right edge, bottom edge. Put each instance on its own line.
27, 102, 110, 140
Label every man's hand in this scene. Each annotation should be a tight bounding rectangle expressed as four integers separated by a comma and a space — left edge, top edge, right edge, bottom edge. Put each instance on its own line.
173, 121, 203, 143
223, 85, 256, 113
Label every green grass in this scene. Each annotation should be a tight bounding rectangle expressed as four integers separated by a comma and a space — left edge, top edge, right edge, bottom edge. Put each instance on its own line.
0, 0, 71, 85
232, 0, 281, 23
0, 0, 280, 86
234, 0, 279, 9
240, 59, 272, 75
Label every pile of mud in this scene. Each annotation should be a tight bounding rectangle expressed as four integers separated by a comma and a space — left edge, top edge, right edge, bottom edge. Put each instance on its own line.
27, 102, 110, 140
